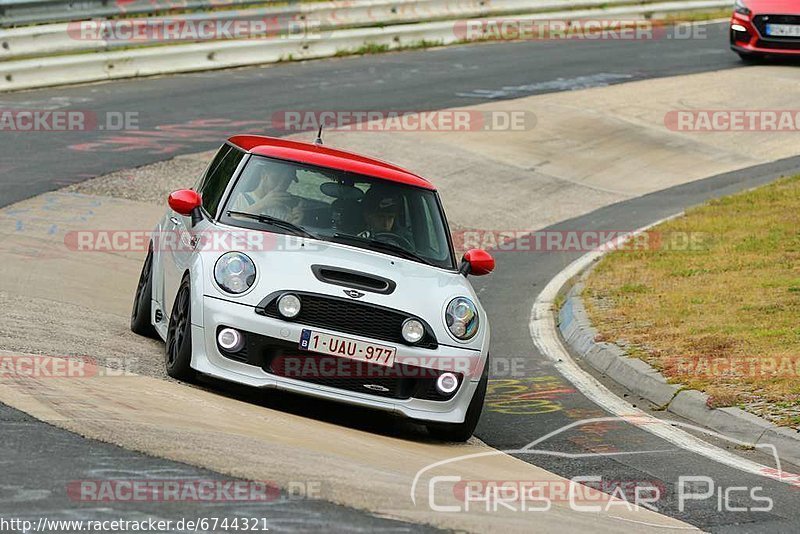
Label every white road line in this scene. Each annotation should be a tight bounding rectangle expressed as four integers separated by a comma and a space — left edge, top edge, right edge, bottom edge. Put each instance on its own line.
529, 214, 797, 485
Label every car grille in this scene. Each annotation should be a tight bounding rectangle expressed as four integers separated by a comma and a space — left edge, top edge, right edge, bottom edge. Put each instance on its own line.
255, 291, 438, 349
216, 331, 459, 400
753, 14, 800, 43
754, 38, 800, 49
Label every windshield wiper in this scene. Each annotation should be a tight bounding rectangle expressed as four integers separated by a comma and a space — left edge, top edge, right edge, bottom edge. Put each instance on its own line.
331, 233, 436, 267
227, 211, 315, 239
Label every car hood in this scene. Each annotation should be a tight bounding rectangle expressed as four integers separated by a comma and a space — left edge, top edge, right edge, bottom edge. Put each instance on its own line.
199, 230, 487, 350
745, 0, 800, 14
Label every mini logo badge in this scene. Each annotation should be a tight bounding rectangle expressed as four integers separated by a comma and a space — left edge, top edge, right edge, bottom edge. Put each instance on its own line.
363, 384, 390, 392
343, 289, 365, 299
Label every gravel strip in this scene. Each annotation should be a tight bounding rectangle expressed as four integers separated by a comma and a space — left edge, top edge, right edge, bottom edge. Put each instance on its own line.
65, 151, 214, 205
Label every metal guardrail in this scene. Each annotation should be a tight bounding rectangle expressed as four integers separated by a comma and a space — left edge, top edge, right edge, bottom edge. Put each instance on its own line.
0, 0, 602, 29
0, 0, 294, 27
0, 0, 733, 91
2, 0, 658, 60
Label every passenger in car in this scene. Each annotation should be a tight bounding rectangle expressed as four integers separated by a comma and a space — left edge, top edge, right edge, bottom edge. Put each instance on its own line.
230, 163, 305, 224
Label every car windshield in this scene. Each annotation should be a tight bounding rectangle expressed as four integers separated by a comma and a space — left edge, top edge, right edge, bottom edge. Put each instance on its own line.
219, 155, 455, 269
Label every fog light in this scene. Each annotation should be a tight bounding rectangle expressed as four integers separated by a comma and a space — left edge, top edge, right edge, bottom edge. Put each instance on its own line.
436, 372, 459, 395
218, 328, 244, 352
277, 294, 301, 318
731, 23, 747, 32
402, 318, 425, 343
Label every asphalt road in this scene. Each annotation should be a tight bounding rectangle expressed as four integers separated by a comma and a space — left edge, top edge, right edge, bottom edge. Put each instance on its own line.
2, 20, 798, 533
0, 21, 740, 209
474, 155, 800, 533
0, 403, 440, 533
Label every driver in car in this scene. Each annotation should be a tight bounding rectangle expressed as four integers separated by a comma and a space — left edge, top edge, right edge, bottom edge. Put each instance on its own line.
358, 188, 413, 247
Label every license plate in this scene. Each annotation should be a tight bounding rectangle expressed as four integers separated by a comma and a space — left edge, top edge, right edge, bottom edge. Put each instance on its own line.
299, 329, 397, 367
766, 23, 800, 37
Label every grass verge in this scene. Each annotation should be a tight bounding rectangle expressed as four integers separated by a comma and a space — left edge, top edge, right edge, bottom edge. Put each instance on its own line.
584, 175, 800, 428
333, 39, 442, 58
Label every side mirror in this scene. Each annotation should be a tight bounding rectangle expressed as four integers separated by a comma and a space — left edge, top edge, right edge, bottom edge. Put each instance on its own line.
459, 249, 495, 277
168, 190, 203, 226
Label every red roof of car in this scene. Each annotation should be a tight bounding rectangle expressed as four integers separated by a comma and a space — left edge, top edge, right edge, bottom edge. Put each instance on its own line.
228, 135, 435, 191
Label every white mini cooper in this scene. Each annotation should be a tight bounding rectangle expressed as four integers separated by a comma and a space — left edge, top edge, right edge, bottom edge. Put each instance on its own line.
131, 135, 495, 441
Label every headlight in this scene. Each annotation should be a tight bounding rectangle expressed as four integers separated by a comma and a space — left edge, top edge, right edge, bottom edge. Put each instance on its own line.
214, 252, 256, 294
445, 297, 479, 340
734, 0, 751, 16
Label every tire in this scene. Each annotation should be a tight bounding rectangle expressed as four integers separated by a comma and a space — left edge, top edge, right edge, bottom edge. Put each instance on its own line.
427, 361, 489, 442
130, 245, 158, 339
165, 275, 195, 382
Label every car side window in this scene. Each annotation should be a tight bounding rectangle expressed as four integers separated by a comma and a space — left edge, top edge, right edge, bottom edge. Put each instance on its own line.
418, 194, 447, 260
198, 145, 245, 218
196, 144, 230, 190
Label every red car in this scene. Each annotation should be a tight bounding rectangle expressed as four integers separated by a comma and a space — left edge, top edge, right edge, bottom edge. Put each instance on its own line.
730, 0, 800, 59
